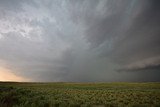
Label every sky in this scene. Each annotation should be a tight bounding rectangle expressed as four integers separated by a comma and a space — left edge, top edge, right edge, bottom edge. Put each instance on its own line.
0, 0, 160, 82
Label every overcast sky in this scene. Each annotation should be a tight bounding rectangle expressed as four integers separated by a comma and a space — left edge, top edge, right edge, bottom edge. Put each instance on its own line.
0, 0, 160, 82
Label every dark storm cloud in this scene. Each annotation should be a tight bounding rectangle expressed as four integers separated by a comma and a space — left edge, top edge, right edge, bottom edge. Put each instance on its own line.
118, 64, 160, 72
0, 0, 160, 82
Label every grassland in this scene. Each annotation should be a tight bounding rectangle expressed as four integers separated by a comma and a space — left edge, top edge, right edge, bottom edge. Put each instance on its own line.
0, 82, 160, 107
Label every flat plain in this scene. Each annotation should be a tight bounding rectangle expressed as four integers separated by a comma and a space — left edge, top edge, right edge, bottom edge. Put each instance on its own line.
0, 82, 160, 107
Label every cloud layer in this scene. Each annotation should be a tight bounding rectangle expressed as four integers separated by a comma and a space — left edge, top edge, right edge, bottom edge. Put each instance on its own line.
0, 0, 160, 82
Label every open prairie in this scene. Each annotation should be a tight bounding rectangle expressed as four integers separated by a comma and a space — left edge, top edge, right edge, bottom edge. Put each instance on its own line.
0, 82, 160, 107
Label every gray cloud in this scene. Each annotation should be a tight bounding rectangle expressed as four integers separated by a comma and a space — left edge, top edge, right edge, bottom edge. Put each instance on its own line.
0, 0, 160, 82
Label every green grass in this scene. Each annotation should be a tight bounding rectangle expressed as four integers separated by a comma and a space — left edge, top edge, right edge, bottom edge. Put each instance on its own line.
0, 82, 160, 107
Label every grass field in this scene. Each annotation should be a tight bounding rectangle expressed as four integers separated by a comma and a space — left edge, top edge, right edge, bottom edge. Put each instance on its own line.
0, 82, 160, 107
